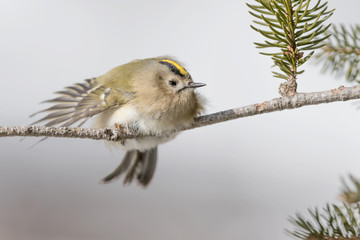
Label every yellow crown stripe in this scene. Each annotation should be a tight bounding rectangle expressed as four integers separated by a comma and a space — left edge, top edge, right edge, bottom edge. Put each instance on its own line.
161, 59, 188, 76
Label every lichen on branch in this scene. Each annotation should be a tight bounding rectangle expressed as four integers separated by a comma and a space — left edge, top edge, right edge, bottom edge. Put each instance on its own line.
1, 85, 360, 141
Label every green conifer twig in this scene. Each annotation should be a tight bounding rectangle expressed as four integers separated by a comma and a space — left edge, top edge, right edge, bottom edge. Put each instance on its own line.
317, 24, 360, 83
247, 0, 333, 96
287, 203, 360, 240
340, 174, 360, 204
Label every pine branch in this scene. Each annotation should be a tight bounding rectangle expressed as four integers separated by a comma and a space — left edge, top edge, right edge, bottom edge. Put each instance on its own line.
248, 0, 333, 96
287, 175, 360, 240
317, 24, 360, 82
287, 203, 360, 240
1, 85, 359, 141
340, 174, 360, 204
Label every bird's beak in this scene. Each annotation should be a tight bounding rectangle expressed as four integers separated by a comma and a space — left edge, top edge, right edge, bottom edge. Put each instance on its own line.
187, 82, 206, 89
177, 82, 206, 93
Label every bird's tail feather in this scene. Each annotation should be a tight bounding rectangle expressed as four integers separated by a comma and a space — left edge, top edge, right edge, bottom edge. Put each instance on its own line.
102, 147, 157, 187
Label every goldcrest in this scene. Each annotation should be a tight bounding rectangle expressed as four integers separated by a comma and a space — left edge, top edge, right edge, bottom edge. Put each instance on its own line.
31, 56, 206, 186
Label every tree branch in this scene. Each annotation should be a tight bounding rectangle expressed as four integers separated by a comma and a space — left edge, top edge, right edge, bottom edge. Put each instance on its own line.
1, 85, 359, 141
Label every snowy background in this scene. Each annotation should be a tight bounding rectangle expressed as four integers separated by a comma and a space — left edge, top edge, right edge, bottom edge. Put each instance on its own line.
1, 0, 360, 239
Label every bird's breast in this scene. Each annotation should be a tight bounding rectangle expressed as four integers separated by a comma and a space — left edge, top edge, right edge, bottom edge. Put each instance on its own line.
93, 104, 180, 151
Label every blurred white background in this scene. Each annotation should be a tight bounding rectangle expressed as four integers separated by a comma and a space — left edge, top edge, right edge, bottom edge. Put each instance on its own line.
1, 0, 360, 239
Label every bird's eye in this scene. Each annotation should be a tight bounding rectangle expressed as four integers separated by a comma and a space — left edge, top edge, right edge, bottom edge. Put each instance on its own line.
169, 80, 177, 87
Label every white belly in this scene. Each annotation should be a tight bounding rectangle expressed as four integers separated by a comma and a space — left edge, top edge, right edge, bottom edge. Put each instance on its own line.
94, 105, 178, 151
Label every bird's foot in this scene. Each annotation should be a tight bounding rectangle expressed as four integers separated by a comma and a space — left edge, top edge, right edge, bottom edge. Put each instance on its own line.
114, 123, 126, 146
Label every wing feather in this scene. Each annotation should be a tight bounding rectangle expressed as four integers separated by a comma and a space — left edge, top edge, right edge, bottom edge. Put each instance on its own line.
42, 96, 78, 103
31, 109, 75, 125
66, 85, 87, 94
29, 103, 78, 117
55, 90, 82, 98
31, 78, 132, 128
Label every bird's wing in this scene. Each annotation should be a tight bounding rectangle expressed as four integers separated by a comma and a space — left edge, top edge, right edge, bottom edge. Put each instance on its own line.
30, 78, 132, 127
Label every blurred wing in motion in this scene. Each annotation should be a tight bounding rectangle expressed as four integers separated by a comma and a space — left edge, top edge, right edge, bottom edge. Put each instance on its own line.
30, 78, 119, 127
29, 78, 132, 147
30, 78, 117, 127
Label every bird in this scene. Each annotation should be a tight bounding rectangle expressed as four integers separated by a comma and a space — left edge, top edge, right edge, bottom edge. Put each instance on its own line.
30, 56, 206, 187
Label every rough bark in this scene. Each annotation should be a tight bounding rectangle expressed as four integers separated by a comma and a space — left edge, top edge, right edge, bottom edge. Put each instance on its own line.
1, 85, 359, 141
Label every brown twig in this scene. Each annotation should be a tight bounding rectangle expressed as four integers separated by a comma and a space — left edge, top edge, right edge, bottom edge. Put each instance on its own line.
1, 85, 359, 141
